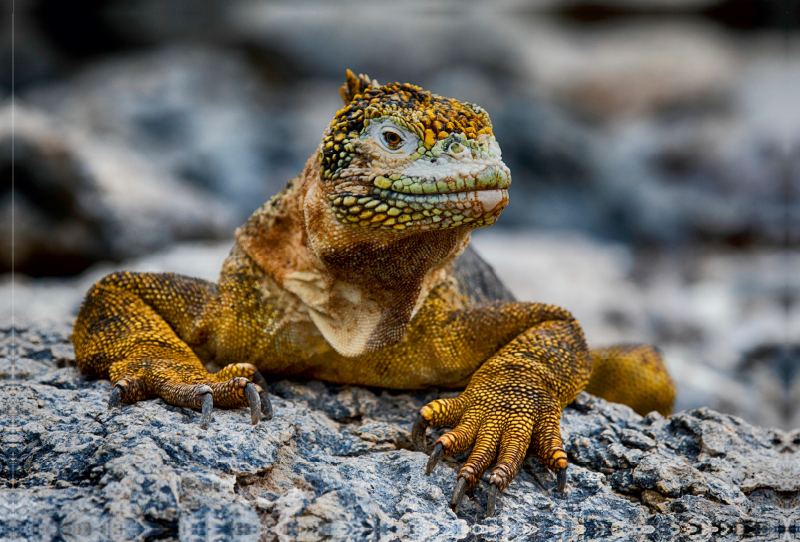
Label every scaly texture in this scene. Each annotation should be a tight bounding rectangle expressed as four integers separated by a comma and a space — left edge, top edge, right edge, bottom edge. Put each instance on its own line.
586, 345, 675, 417
72, 70, 676, 517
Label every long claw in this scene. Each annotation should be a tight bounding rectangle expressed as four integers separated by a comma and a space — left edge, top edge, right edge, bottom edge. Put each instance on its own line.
244, 383, 261, 425
108, 386, 122, 409
426, 443, 443, 475
251, 372, 274, 420
200, 393, 213, 430
260, 390, 273, 420
556, 467, 568, 492
486, 483, 498, 517
412, 414, 429, 452
451, 477, 468, 512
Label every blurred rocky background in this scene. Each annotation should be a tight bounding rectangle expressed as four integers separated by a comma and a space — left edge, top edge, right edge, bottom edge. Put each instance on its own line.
1, 0, 798, 428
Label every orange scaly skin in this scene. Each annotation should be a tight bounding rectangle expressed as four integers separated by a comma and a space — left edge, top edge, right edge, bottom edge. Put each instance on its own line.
72, 71, 675, 517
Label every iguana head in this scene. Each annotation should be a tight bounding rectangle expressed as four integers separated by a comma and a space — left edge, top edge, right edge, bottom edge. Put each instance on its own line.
317, 70, 510, 233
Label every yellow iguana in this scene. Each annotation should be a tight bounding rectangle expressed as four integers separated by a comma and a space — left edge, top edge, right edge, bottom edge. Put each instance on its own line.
73, 70, 675, 516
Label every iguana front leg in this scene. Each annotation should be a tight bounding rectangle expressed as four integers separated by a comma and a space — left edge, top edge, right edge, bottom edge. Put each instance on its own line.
409, 303, 589, 516
72, 272, 272, 428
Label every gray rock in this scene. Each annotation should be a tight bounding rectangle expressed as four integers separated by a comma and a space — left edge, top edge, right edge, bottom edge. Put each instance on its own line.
0, 104, 236, 277
23, 46, 302, 223
1, 321, 798, 541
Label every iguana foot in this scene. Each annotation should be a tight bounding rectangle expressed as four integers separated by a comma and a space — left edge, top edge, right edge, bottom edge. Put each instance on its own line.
108, 362, 272, 429
413, 388, 568, 517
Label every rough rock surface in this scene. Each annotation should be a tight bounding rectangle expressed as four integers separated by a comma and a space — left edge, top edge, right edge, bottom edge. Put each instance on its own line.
2, 321, 798, 541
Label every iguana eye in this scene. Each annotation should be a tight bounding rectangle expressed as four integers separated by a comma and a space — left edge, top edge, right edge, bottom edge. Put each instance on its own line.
382, 130, 403, 150
370, 119, 416, 154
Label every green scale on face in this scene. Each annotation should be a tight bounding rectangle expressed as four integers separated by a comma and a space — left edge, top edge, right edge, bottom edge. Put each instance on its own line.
320, 74, 511, 232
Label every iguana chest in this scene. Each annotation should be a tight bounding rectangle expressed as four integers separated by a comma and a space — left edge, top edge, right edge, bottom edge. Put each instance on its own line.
210, 270, 479, 389
211, 243, 485, 388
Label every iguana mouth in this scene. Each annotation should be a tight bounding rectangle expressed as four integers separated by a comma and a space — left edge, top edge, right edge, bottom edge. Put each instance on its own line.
328, 162, 511, 231
371, 164, 511, 196
330, 182, 509, 231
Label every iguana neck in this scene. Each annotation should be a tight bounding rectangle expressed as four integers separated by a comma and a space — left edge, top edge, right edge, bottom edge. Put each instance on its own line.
235, 155, 471, 357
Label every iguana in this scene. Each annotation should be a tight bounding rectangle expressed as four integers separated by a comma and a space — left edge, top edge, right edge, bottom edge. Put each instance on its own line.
73, 70, 675, 517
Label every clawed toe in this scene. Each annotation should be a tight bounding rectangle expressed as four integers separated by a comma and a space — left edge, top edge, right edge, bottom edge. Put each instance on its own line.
426, 442, 443, 475
108, 386, 122, 409
259, 389, 273, 420
486, 483, 498, 517
205, 375, 274, 426
106, 367, 274, 429
244, 382, 261, 425
250, 372, 273, 420
411, 390, 569, 518
200, 393, 213, 430
412, 414, 429, 452
451, 477, 468, 512
556, 466, 568, 492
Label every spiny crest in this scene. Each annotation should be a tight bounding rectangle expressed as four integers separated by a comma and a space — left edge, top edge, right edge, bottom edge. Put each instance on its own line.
339, 69, 379, 104
321, 70, 494, 182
